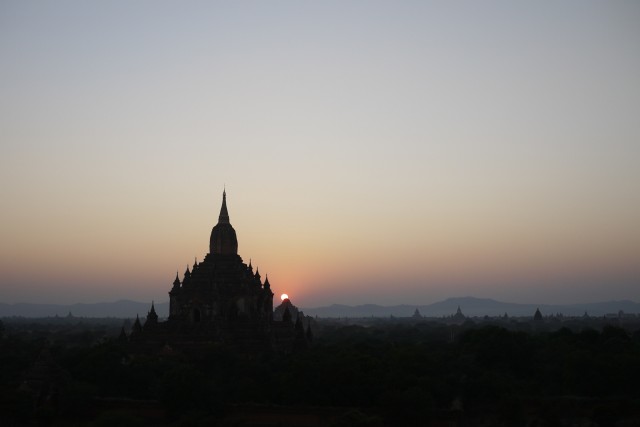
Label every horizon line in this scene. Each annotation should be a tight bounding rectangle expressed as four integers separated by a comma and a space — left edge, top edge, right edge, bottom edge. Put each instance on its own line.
2, 296, 638, 307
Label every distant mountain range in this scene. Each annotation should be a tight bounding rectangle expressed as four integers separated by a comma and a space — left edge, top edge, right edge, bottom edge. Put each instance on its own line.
0, 297, 638, 318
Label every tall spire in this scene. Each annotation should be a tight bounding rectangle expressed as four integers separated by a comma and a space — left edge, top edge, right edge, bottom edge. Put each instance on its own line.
218, 189, 230, 224
209, 187, 238, 255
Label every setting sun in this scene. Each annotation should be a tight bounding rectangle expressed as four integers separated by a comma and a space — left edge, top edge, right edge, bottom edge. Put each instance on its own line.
280, 294, 289, 301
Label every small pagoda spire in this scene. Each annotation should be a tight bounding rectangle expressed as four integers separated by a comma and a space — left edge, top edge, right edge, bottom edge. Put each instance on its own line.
264, 274, 271, 290
132, 314, 142, 333
145, 301, 158, 327
255, 267, 261, 282
534, 307, 543, 321
173, 272, 181, 287
218, 189, 230, 224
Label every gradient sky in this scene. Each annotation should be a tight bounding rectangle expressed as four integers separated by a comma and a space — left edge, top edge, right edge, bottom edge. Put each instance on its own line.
1, 1, 639, 306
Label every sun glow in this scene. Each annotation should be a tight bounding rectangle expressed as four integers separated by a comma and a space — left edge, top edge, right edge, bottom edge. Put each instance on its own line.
280, 293, 289, 301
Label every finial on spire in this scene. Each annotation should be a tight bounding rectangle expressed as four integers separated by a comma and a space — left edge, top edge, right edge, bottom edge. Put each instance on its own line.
218, 189, 230, 224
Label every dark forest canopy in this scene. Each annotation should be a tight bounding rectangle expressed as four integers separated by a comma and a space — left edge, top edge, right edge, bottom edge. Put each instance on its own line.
1, 318, 640, 426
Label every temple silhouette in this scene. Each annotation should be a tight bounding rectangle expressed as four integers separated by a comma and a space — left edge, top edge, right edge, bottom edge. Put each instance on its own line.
123, 190, 309, 352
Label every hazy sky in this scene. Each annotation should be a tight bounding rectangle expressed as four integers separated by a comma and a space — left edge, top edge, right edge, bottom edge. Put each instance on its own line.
1, 1, 639, 306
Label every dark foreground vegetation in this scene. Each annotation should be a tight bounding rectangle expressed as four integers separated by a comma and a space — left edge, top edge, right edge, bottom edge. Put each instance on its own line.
1, 317, 640, 426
